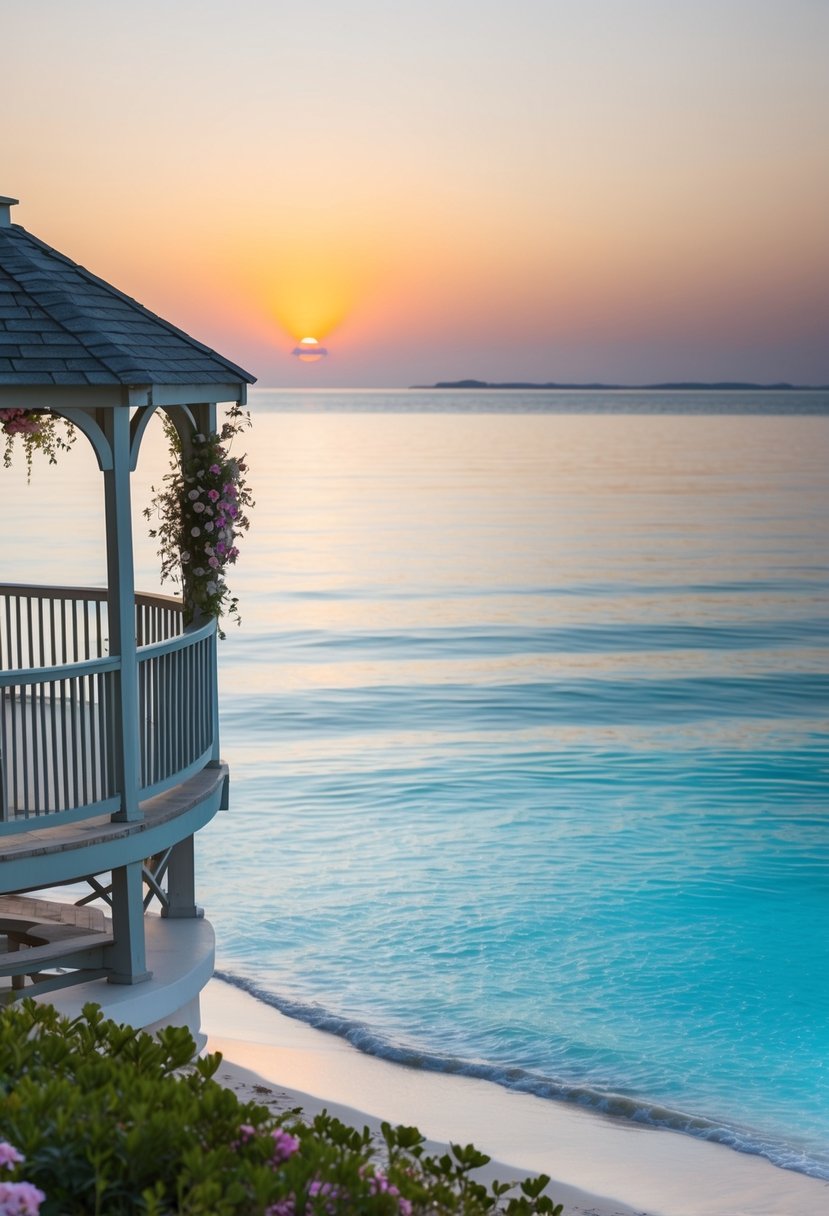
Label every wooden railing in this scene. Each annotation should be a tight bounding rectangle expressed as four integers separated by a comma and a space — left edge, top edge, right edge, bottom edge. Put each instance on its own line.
0, 584, 216, 830
137, 620, 216, 797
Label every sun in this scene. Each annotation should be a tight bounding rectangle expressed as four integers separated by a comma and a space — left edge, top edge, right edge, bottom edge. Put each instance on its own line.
292, 336, 328, 364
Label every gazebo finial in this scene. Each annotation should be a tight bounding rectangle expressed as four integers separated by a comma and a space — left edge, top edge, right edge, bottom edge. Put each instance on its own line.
0, 196, 19, 227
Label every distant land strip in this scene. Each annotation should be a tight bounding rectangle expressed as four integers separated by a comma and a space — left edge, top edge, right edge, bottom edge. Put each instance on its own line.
412, 380, 829, 391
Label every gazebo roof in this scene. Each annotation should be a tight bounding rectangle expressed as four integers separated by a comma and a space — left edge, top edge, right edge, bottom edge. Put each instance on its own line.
0, 197, 255, 395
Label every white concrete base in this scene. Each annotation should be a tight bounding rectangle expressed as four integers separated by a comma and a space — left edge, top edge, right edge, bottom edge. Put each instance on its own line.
36, 913, 215, 1051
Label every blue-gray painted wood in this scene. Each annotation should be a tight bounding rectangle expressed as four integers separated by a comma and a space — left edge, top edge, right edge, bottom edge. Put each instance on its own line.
104, 408, 141, 822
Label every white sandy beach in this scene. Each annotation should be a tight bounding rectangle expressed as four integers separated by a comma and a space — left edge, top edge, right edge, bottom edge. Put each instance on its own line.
203, 978, 829, 1216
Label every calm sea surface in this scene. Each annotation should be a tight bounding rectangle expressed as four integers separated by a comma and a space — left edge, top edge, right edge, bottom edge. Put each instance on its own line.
5, 388, 829, 1178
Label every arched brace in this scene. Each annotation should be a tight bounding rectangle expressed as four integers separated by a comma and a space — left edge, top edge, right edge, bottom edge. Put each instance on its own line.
129, 404, 199, 471
160, 404, 199, 451
53, 406, 113, 471
129, 405, 159, 471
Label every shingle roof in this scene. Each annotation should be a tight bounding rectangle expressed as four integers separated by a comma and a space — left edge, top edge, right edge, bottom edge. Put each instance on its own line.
0, 223, 256, 388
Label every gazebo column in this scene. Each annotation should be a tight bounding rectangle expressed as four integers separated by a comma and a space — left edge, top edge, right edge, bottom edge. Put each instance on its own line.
187, 402, 221, 767
158, 401, 219, 921
107, 862, 150, 983
103, 406, 150, 983
162, 836, 202, 919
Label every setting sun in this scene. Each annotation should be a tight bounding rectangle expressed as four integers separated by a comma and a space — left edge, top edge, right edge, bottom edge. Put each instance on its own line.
292, 336, 328, 363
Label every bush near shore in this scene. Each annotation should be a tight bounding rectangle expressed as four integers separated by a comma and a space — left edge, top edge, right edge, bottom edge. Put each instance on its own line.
0, 1002, 561, 1216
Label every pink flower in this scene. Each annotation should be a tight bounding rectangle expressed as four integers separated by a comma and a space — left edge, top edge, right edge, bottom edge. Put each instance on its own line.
208, 489, 220, 502
271, 1127, 300, 1163
307, 1179, 340, 1212
0, 1144, 23, 1170
208, 556, 219, 569
0, 1180, 46, 1215
265, 1200, 295, 1216
209, 463, 222, 475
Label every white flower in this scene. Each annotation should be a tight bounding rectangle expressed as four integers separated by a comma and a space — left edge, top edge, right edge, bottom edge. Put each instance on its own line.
191, 526, 201, 537
206, 581, 218, 594
193, 566, 206, 577
204, 520, 214, 532
193, 502, 205, 514
188, 489, 200, 501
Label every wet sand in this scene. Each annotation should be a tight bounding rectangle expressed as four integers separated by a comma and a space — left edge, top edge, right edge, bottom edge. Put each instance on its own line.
203, 978, 829, 1216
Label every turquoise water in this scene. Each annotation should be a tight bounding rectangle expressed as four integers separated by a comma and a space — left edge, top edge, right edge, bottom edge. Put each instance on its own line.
5, 389, 828, 1178
195, 392, 829, 1179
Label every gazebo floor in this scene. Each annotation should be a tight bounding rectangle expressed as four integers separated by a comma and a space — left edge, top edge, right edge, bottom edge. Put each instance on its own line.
0, 763, 228, 889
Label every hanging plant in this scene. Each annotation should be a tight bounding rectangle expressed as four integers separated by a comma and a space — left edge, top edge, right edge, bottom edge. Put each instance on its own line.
144, 403, 253, 634
1, 408, 75, 478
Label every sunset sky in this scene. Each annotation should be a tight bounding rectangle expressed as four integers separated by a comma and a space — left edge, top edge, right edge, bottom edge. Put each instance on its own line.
3, 0, 828, 387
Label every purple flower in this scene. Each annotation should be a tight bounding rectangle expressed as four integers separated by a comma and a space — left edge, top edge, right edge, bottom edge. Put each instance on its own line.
208, 556, 220, 569
0, 1180, 46, 1215
307, 1179, 340, 1211
265, 1200, 295, 1216
209, 463, 222, 475
271, 1127, 300, 1163
0, 1144, 24, 1170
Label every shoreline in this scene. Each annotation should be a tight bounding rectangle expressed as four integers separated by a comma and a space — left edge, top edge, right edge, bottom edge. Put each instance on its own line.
202, 978, 829, 1216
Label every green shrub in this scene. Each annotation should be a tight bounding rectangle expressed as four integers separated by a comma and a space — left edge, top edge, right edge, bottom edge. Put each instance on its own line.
0, 1002, 562, 1215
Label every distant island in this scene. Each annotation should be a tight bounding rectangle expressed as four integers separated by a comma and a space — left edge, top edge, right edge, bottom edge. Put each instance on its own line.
413, 379, 827, 391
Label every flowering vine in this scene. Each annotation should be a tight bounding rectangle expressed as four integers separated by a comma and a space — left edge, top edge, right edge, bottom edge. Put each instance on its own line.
1, 408, 75, 479
144, 403, 253, 633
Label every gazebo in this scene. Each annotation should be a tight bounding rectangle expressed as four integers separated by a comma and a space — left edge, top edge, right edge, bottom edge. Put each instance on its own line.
0, 195, 255, 1035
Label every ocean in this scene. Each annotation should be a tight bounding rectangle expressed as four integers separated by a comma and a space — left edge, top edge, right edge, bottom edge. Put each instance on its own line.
6, 387, 829, 1179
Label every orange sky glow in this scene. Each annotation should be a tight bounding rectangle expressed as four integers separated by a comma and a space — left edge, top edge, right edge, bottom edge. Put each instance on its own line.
3, 0, 828, 386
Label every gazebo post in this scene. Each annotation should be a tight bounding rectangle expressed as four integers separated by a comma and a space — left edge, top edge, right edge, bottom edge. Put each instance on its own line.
103, 405, 141, 822
102, 406, 150, 982
158, 400, 219, 921
107, 861, 151, 984
163, 836, 201, 919
195, 402, 223, 768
